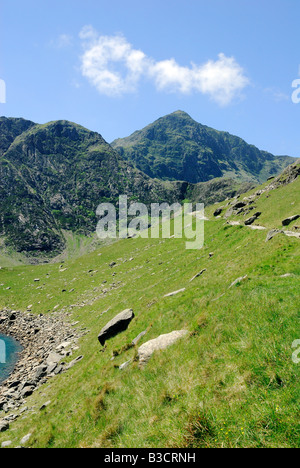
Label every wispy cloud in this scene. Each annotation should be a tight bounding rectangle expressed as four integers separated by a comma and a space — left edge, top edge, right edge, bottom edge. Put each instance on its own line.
264, 87, 290, 102
50, 34, 74, 49
79, 26, 249, 106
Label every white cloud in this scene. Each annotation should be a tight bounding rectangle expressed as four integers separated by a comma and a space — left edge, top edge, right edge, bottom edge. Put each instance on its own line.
80, 32, 148, 96
79, 27, 249, 105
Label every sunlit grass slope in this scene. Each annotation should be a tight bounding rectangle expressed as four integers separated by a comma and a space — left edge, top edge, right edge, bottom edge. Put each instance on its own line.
0, 177, 299, 448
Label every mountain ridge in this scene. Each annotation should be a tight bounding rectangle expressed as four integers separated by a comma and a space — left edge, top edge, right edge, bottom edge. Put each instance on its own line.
0, 114, 292, 261
112, 110, 294, 184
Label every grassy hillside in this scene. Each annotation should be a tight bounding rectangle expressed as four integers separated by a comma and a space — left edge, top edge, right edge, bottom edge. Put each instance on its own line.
0, 170, 299, 448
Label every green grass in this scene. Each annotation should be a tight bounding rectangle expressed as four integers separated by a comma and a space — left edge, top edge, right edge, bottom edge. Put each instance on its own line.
0, 178, 299, 448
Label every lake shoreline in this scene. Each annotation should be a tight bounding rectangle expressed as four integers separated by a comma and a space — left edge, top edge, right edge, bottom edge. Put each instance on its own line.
0, 308, 86, 416
0, 333, 23, 385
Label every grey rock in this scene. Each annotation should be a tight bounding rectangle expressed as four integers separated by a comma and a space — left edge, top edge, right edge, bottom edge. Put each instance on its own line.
46, 363, 58, 375
119, 360, 131, 370
46, 352, 62, 366
282, 215, 300, 226
65, 355, 83, 370
20, 433, 32, 445
229, 275, 248, 289
33, 365, 47, 381
138, 330, 188, 365
0, 420, 9, 432
98, 309, 134, 346
132, 330, 147, 346
39, 401, 51, 411
244, 212, 261, 225
21, 386, 35, 398
1, 441, 12, 448
164, 288, 186, 298
190, 269, 206, 282
266, 229, 284, 242
232, 201, 247, 210
214, 207, 223, 217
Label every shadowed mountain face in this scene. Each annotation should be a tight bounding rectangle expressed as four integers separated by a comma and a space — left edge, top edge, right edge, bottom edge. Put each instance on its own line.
0, 118, 186, 257
0, 117, 35, 156
112, 111, 294, 184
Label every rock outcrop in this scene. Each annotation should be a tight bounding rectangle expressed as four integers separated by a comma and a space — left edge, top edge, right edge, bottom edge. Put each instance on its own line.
98, 309, 135, 346
282, 215, 300, 226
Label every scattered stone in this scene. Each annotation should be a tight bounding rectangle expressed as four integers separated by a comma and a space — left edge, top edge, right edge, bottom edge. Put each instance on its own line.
65, 355, 84, 370
131, 330, 148, 346
21, 386, 35, 398
190, 269, 206, 282
0, 420, 9, 432
282, 215, 300, 226
233, 201, 247, 210
164, 288, 186, 298
248, 225, 266, 231
266, 229, 284, 242
46, 353, 62, 366
1, 441, 12, 448
119, 360, 131, 370
229, 275, 248, 289
244, 212, 261, 225
284, 230, 300, 239
56, 341, 71, 351
20, 433, 32, 445
214, 207, 223, 217
138, 330, 188, 365
98, 309, 135, 346
39, 401, 51, 411
227, 221, 241, 226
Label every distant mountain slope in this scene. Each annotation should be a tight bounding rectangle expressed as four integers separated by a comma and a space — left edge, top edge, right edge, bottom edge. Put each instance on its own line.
0, 119, 184, 258
0, 117, 35, 156
112, 111, 294, 184
0, 115, 291, 260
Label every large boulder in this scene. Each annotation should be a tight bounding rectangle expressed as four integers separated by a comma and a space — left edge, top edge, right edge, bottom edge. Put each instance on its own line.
282, 215, 300, 226
98, 309, 135, 346
0, 420, 9, 432
244, 212, 261, 225
138, 330, 188, 365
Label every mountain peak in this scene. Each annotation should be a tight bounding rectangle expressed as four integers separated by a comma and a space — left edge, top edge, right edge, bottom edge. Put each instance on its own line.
112, 112, 294, 184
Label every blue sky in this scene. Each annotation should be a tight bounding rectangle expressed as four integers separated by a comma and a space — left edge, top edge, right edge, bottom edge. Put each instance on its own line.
1, 0, 300, 157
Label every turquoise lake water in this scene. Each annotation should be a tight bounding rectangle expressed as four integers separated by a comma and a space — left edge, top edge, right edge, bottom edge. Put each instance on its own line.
0, 334, 23, 384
